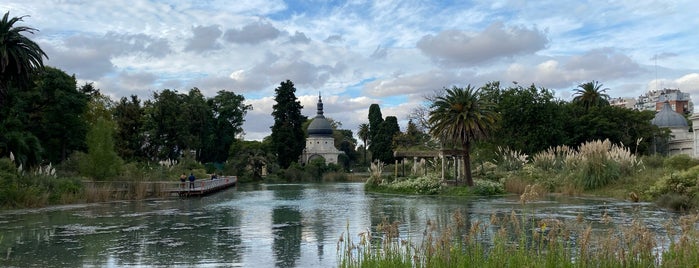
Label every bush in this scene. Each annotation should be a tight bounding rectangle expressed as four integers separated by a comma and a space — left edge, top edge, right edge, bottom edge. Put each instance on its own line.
387, 175, 442, 195
640, 154, 664, 169
472, 179, 505, 196
664, 154, 699, 171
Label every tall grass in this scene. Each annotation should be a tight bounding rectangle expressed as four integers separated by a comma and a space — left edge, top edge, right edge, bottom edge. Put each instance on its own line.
338, 210, 699, 267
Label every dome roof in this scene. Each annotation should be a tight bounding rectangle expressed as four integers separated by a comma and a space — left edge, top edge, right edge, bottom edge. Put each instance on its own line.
307, 94, 333, 136
651, 101, 688, 128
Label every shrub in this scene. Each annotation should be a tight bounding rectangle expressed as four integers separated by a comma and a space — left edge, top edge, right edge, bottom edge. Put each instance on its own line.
386, 175, 442, 195
472, 179, 505, 196
648, 166, 699, 196
640, 154, 664, 169
664, 154, 699, 171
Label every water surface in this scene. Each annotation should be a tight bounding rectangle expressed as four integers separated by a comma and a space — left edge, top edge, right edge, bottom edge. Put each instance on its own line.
0, 183, 680, 267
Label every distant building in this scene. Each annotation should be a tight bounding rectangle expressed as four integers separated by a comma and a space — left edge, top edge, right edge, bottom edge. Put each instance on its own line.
300, 94, 343, 165
634, 88, 693, 114
610, 97, 637, 109
650, 101, 699, 157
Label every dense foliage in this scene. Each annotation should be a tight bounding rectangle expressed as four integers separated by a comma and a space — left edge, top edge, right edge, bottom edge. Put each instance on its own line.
429, 85, 498, 186
270, 80, 307, 169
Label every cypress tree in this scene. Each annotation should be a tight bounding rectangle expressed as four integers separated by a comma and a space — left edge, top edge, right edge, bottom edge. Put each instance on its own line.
367, 104, 383, 161
270, 80, 307, 169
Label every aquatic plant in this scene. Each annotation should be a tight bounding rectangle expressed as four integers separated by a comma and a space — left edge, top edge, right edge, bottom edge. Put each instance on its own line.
338, 209, 699, 268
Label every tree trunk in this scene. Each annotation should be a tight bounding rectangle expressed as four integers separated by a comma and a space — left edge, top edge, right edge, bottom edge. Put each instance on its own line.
462, 140, 473, 187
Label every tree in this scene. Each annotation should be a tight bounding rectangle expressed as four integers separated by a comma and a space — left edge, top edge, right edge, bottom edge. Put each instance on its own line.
394, 119, 430, 149
24, 67, 88, 163
0, 12, 48, 103
568, 104, 658, 154
482, 83, 569, 156
573, 81, 610, 111
367, 104, 383, 161
183, 88, 213, 160
204, 90, 251, 163
357, 123, 369, 163
373, 116, 400, 163
114, 95, 145, 161
334, 129, 357, 170
270, 80, 307, 169
144, 89, 189, 160
428, 85, 498, 186
79, 116, 123, 180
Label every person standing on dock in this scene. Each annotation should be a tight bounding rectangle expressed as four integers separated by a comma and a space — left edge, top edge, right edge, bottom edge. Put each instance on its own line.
180, 173, 186, 188
188, 173, 196, 189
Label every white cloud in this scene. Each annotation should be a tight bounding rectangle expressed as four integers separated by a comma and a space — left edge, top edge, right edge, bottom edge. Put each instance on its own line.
223, 20, 281, 44
185, 25, 223, 52
416, 22, 548, 66
3, 0, 699, 140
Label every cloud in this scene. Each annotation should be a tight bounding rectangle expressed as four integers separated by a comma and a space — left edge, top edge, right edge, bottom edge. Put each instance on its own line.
185, 25, 223, 52
223, 21, 281, 44
324, 34, 343, 43
417, 22, 548, 66
95, 71, 158, 97
493, 48, 643, 89
227, 52, 347, 91
646, 73, 699, 95
43, 45, 114, 79
650, 52, 678, 60
42, 31, 172, 79
288, 31, 311, 44
363, 69, 475, 97
564, 48, 643, 79
370, 45, 388, 59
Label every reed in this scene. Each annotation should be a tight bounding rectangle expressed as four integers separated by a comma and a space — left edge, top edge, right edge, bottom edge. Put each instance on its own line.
338, 209, 699, 267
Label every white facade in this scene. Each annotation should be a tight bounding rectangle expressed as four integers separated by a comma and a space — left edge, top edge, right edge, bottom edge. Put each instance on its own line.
302, 136, 341, 164
300, 94, 343, 165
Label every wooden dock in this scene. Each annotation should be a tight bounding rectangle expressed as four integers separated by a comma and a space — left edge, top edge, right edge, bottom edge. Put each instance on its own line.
171, 176, 238, 197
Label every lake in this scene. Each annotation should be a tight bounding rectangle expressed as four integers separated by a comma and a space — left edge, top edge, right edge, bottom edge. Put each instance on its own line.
0, 182, 681, 267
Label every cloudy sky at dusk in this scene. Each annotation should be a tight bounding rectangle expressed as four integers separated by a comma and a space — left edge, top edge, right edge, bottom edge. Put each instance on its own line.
2, 0, 699, 141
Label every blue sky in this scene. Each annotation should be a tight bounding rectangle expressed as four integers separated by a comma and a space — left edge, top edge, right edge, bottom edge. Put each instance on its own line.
2, 0, 699, 141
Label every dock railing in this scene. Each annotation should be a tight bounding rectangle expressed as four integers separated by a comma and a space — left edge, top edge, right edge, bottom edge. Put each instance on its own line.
174, 176, 238, 195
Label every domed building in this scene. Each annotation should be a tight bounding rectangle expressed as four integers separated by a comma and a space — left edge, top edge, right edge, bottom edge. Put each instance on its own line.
651, 101, 699, 156
300, 94, 343, 165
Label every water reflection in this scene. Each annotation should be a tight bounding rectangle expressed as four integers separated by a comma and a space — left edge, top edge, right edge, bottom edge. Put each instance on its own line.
0, 183, 683, 267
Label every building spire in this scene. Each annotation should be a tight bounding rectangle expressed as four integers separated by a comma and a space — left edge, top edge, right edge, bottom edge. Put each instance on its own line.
316, 91, 324, 117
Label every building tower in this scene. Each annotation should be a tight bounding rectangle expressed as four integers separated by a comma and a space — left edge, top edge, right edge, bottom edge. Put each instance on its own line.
300, 93, 343, 165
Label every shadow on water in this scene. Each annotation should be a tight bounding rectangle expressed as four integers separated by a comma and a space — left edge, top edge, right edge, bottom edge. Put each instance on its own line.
0, 183, 684, 267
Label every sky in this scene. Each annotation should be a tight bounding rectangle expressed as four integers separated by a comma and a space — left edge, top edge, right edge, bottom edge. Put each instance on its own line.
3, 0, 699, 141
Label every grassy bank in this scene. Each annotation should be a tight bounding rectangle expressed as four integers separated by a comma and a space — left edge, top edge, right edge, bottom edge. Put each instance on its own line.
364, 140, 699, 211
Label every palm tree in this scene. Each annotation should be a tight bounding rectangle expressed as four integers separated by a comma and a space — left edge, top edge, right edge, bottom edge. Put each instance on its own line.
428, 85, 498, 186
357, 123, 369, 163
572, 81, 609, 110
0, 11, 48, 101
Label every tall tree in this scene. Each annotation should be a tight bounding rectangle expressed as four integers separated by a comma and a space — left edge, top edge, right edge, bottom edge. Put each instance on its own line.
573, 81, 610, 111
373, 116, 400, 163
184, 88, 212, 160
428, 85, 498, 186
80, 115, 123, 180
114, 95, 145, 161
367, 104, 383, 161
0, 12, 48, 103
24, 67, 88, 163
144, 89, 189, 160
270, 80, 306, 169
482, 83, 569, 156
205, 90, 251, 163
357, 123, 369, 163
